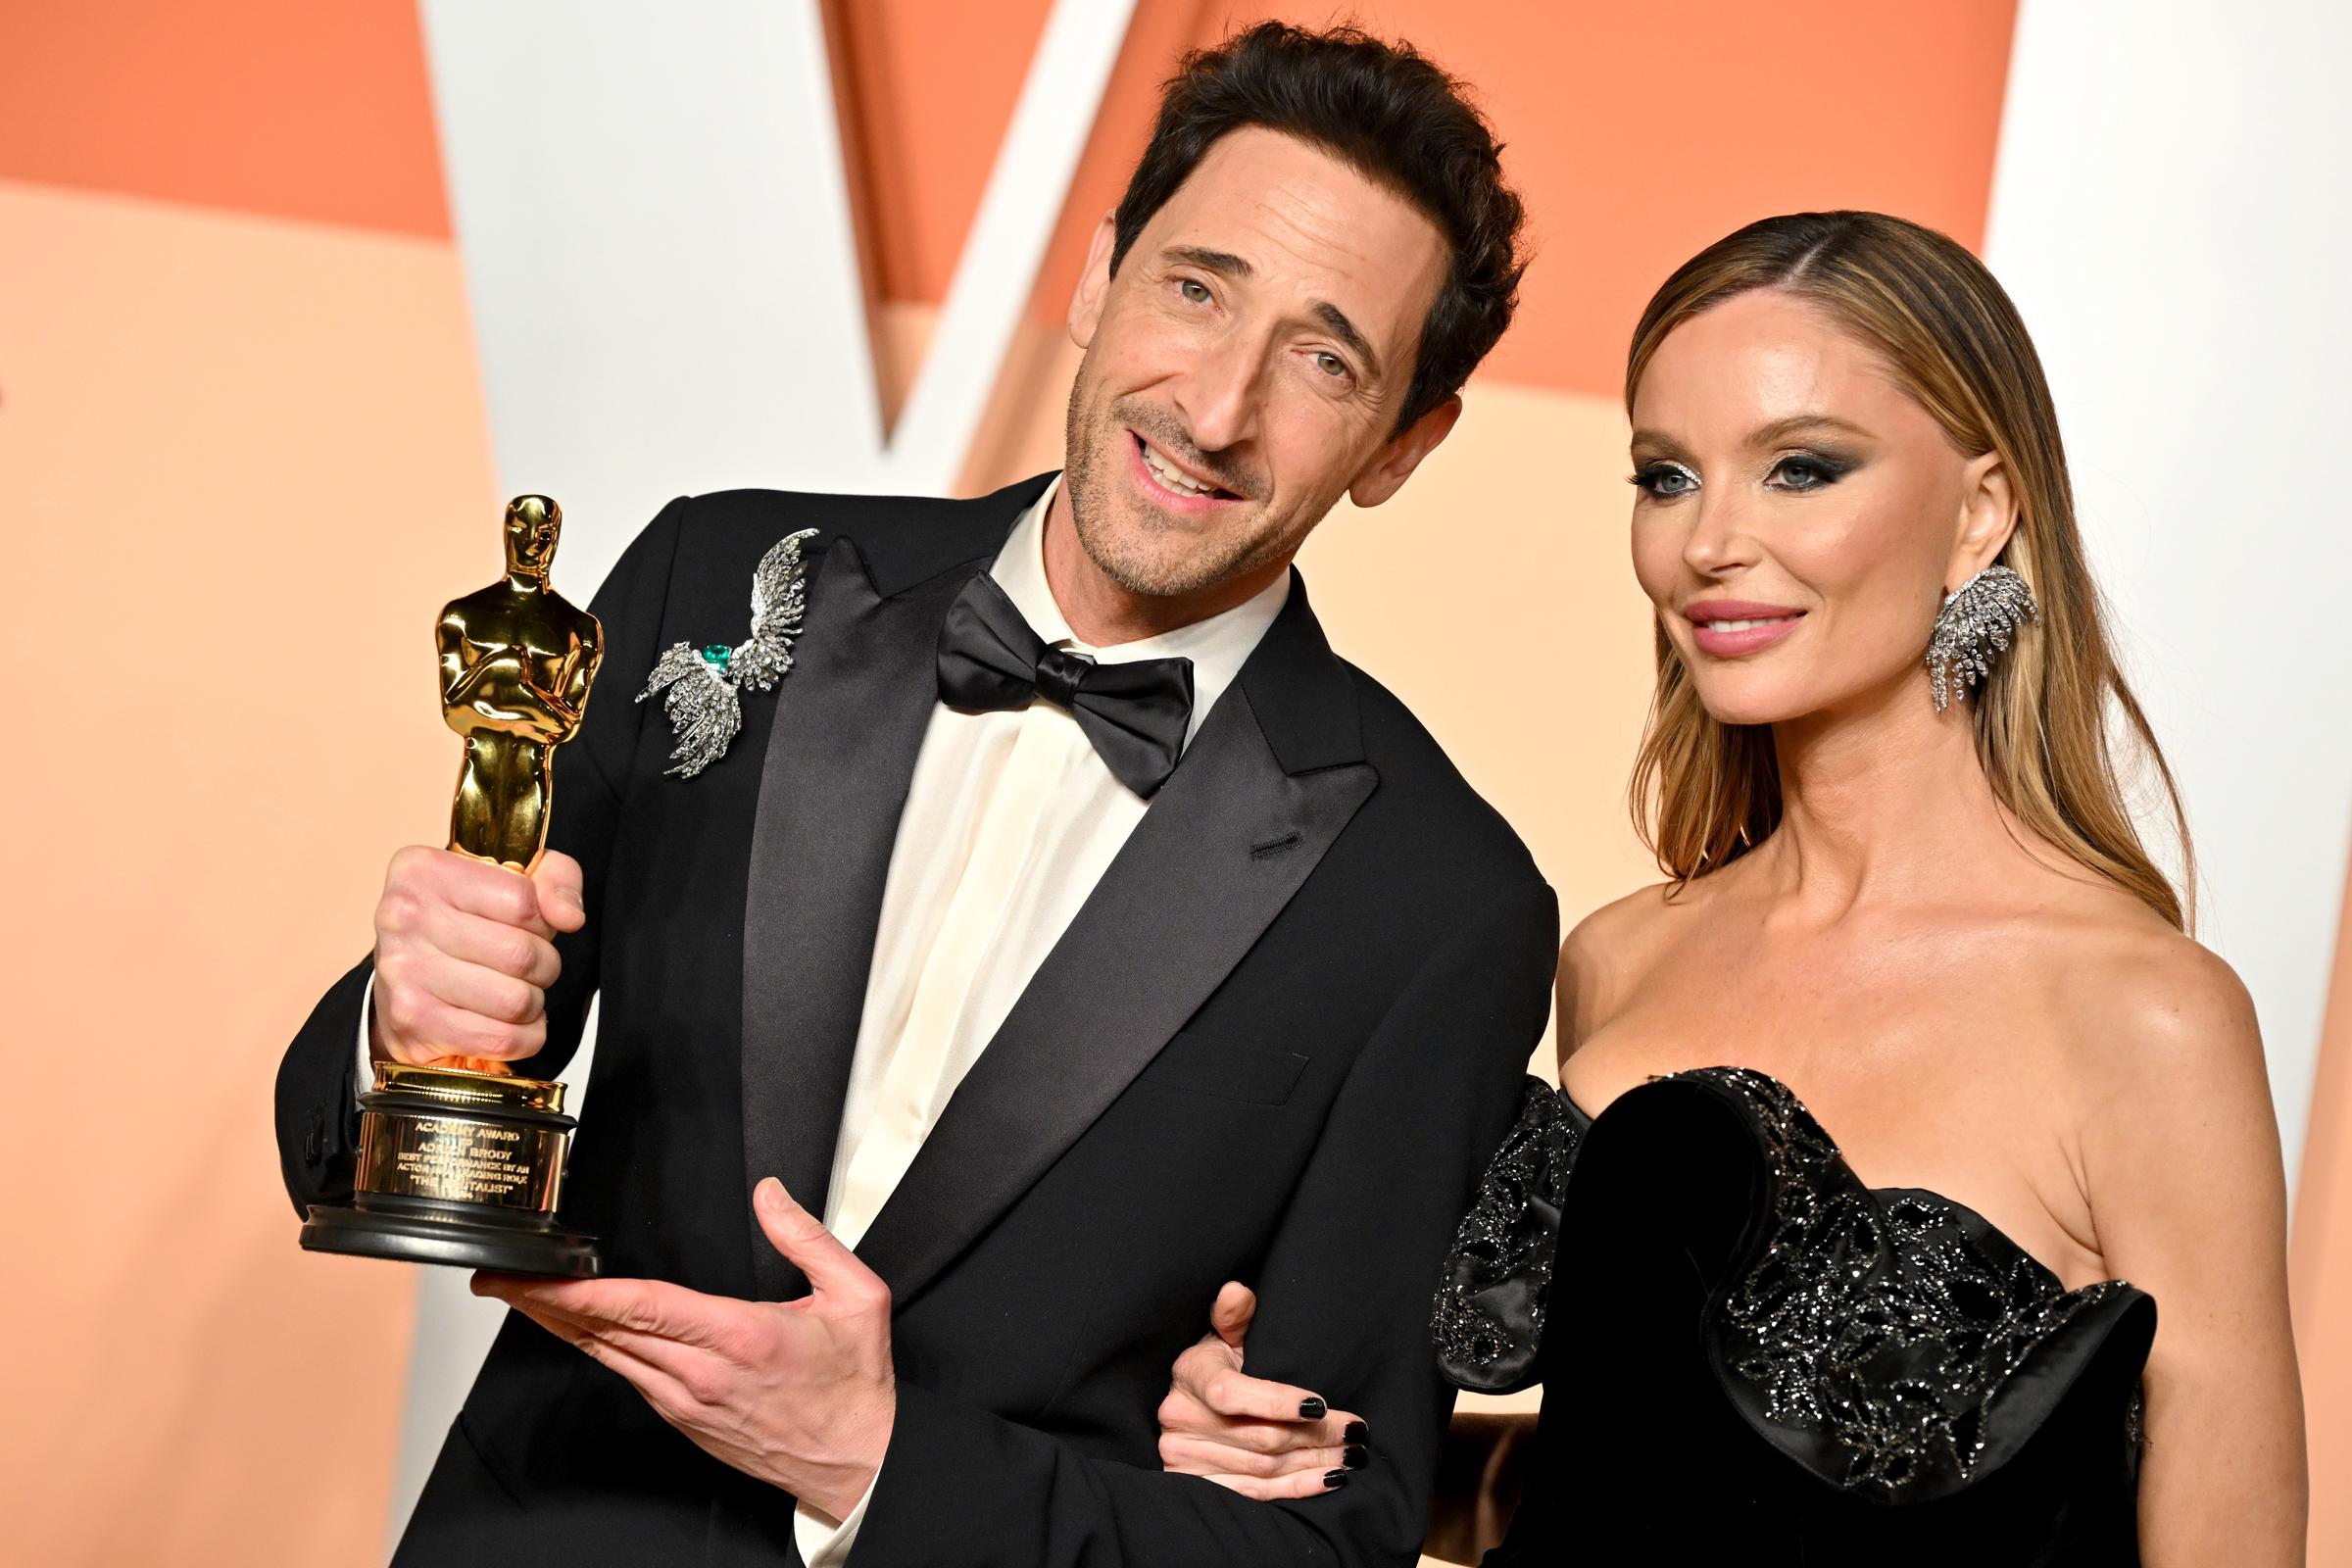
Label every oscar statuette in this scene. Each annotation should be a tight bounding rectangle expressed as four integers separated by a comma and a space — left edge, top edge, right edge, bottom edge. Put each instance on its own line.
300, 496, 605, 1277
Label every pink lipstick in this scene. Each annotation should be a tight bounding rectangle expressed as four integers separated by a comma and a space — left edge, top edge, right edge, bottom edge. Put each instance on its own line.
1686, 599, 1806, 658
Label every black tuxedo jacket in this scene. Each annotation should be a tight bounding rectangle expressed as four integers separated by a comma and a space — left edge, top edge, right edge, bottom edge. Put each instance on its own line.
277, 474, 1556, 1566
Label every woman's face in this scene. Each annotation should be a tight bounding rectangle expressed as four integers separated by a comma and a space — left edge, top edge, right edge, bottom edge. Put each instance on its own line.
1627, 288, 2009, 728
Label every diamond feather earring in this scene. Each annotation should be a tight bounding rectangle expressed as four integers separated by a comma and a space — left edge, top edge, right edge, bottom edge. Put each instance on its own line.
1924, 564, 2038, 712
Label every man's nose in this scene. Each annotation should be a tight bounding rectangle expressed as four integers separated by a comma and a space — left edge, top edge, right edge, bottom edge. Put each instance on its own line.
1168, 329, 1263, 455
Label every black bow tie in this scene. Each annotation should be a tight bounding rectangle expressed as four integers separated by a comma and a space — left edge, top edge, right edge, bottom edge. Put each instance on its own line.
936, 572, 1196, 799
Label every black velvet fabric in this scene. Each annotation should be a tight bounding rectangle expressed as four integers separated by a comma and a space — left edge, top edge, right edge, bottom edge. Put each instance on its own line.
1445, 1070, 2154, 1567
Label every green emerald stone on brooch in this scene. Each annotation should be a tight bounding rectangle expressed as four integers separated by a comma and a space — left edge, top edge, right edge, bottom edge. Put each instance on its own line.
699, 643, 733, 672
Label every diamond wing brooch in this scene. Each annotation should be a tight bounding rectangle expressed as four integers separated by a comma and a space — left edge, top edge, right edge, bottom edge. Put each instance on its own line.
637, 527, 819, 777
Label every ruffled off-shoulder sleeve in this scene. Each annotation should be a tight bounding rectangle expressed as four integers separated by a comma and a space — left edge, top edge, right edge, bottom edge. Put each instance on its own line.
1431, 1077, 1583, 1394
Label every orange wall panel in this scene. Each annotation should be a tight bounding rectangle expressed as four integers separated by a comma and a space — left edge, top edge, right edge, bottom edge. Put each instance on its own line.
0, 0, 448, 235
1352, 0, 2020, 398
827, 0, 1054, 305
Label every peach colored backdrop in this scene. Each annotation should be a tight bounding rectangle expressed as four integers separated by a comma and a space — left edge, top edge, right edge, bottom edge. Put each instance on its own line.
1, 2, 2343, 1563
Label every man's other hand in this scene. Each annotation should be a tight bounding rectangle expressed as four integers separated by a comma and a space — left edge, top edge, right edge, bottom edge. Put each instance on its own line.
476, 1178, 897, 1522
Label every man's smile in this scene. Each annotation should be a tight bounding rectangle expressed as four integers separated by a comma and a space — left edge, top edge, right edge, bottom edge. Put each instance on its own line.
1130, 429, 1246, 511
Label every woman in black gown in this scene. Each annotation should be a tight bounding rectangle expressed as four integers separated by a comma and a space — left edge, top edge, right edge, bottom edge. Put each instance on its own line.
1152, 213, 2306, 1563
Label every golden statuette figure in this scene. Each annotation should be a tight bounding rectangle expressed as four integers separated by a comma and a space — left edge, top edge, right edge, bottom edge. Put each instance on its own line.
441, 495, 605, 873
298, 495, 606, 1277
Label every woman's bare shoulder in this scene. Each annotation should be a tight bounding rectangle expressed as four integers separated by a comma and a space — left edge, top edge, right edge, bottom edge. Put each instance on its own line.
2032, 888, 2260, 1079
1560, 880, 1687, 979
1556, 878, 1709, 1052
2021, 887, 2271, 1165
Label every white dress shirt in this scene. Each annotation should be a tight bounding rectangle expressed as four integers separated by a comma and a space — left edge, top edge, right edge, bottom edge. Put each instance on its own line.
796, 478, 1285, 1562
362, 479, 1288, 1565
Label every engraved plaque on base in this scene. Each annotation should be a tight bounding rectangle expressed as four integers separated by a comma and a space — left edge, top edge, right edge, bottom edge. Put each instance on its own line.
302, 1062, 598, 1276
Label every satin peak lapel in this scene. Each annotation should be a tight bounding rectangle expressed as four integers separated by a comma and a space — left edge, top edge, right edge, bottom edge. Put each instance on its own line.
738, 541, 981, 1300
854, 679, 1376, 1304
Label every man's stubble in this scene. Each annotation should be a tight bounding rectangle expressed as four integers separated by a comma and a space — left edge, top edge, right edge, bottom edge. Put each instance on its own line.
1060, 367, 1311, 605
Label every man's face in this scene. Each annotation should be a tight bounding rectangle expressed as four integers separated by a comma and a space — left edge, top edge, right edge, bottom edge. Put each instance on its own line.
1062, 128, 1452, 600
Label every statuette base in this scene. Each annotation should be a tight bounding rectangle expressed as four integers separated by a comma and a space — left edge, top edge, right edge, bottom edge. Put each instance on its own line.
301, 1196, 600, 1277
299, 1060, 601, 1278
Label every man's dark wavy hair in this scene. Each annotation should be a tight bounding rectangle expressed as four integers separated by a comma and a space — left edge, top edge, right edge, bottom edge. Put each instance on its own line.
1108, 22, 1527, 436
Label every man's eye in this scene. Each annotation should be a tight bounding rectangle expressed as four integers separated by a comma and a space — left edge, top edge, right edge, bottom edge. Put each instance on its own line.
1313, 351, 1349, 378
1179, 279, 1211, 304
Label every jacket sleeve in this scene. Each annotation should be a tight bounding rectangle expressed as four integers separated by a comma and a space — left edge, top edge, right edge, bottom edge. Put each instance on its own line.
847, 876, 1559, 1567
271, 498, 689, 1217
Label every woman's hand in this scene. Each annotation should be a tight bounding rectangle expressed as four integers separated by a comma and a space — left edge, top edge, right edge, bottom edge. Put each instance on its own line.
1155, 1281, 1370, 1499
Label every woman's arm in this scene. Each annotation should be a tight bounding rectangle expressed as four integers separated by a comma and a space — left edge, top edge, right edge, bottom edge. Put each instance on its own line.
2079, 937, 2306, 1564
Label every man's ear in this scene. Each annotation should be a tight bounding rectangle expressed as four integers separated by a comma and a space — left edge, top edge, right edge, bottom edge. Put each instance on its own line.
1348, 395, 1462, 510
1067, 212, 1119, 350
1945, 448, 2020, 586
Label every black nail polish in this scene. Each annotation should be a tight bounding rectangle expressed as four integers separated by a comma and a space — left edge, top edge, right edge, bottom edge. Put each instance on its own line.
1298, 1396, 1327, 1420
1343, 1444, 1370, 1469
1322, 1468, 1349, 1490
1343, 1420, 1369, 1445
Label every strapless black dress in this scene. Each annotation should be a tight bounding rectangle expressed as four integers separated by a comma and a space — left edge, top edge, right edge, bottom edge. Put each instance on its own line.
1433, 1068, 2155, 1566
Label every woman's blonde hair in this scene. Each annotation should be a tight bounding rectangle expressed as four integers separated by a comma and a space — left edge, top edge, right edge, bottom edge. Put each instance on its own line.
1624, 211, 2192, 929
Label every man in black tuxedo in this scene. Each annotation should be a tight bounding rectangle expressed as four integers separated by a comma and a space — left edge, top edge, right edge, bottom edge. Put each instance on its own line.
277, 24, 1551, 1566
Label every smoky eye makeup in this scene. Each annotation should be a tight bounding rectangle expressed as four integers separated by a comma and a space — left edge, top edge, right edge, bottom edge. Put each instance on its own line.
1764, 449, 1858, 491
